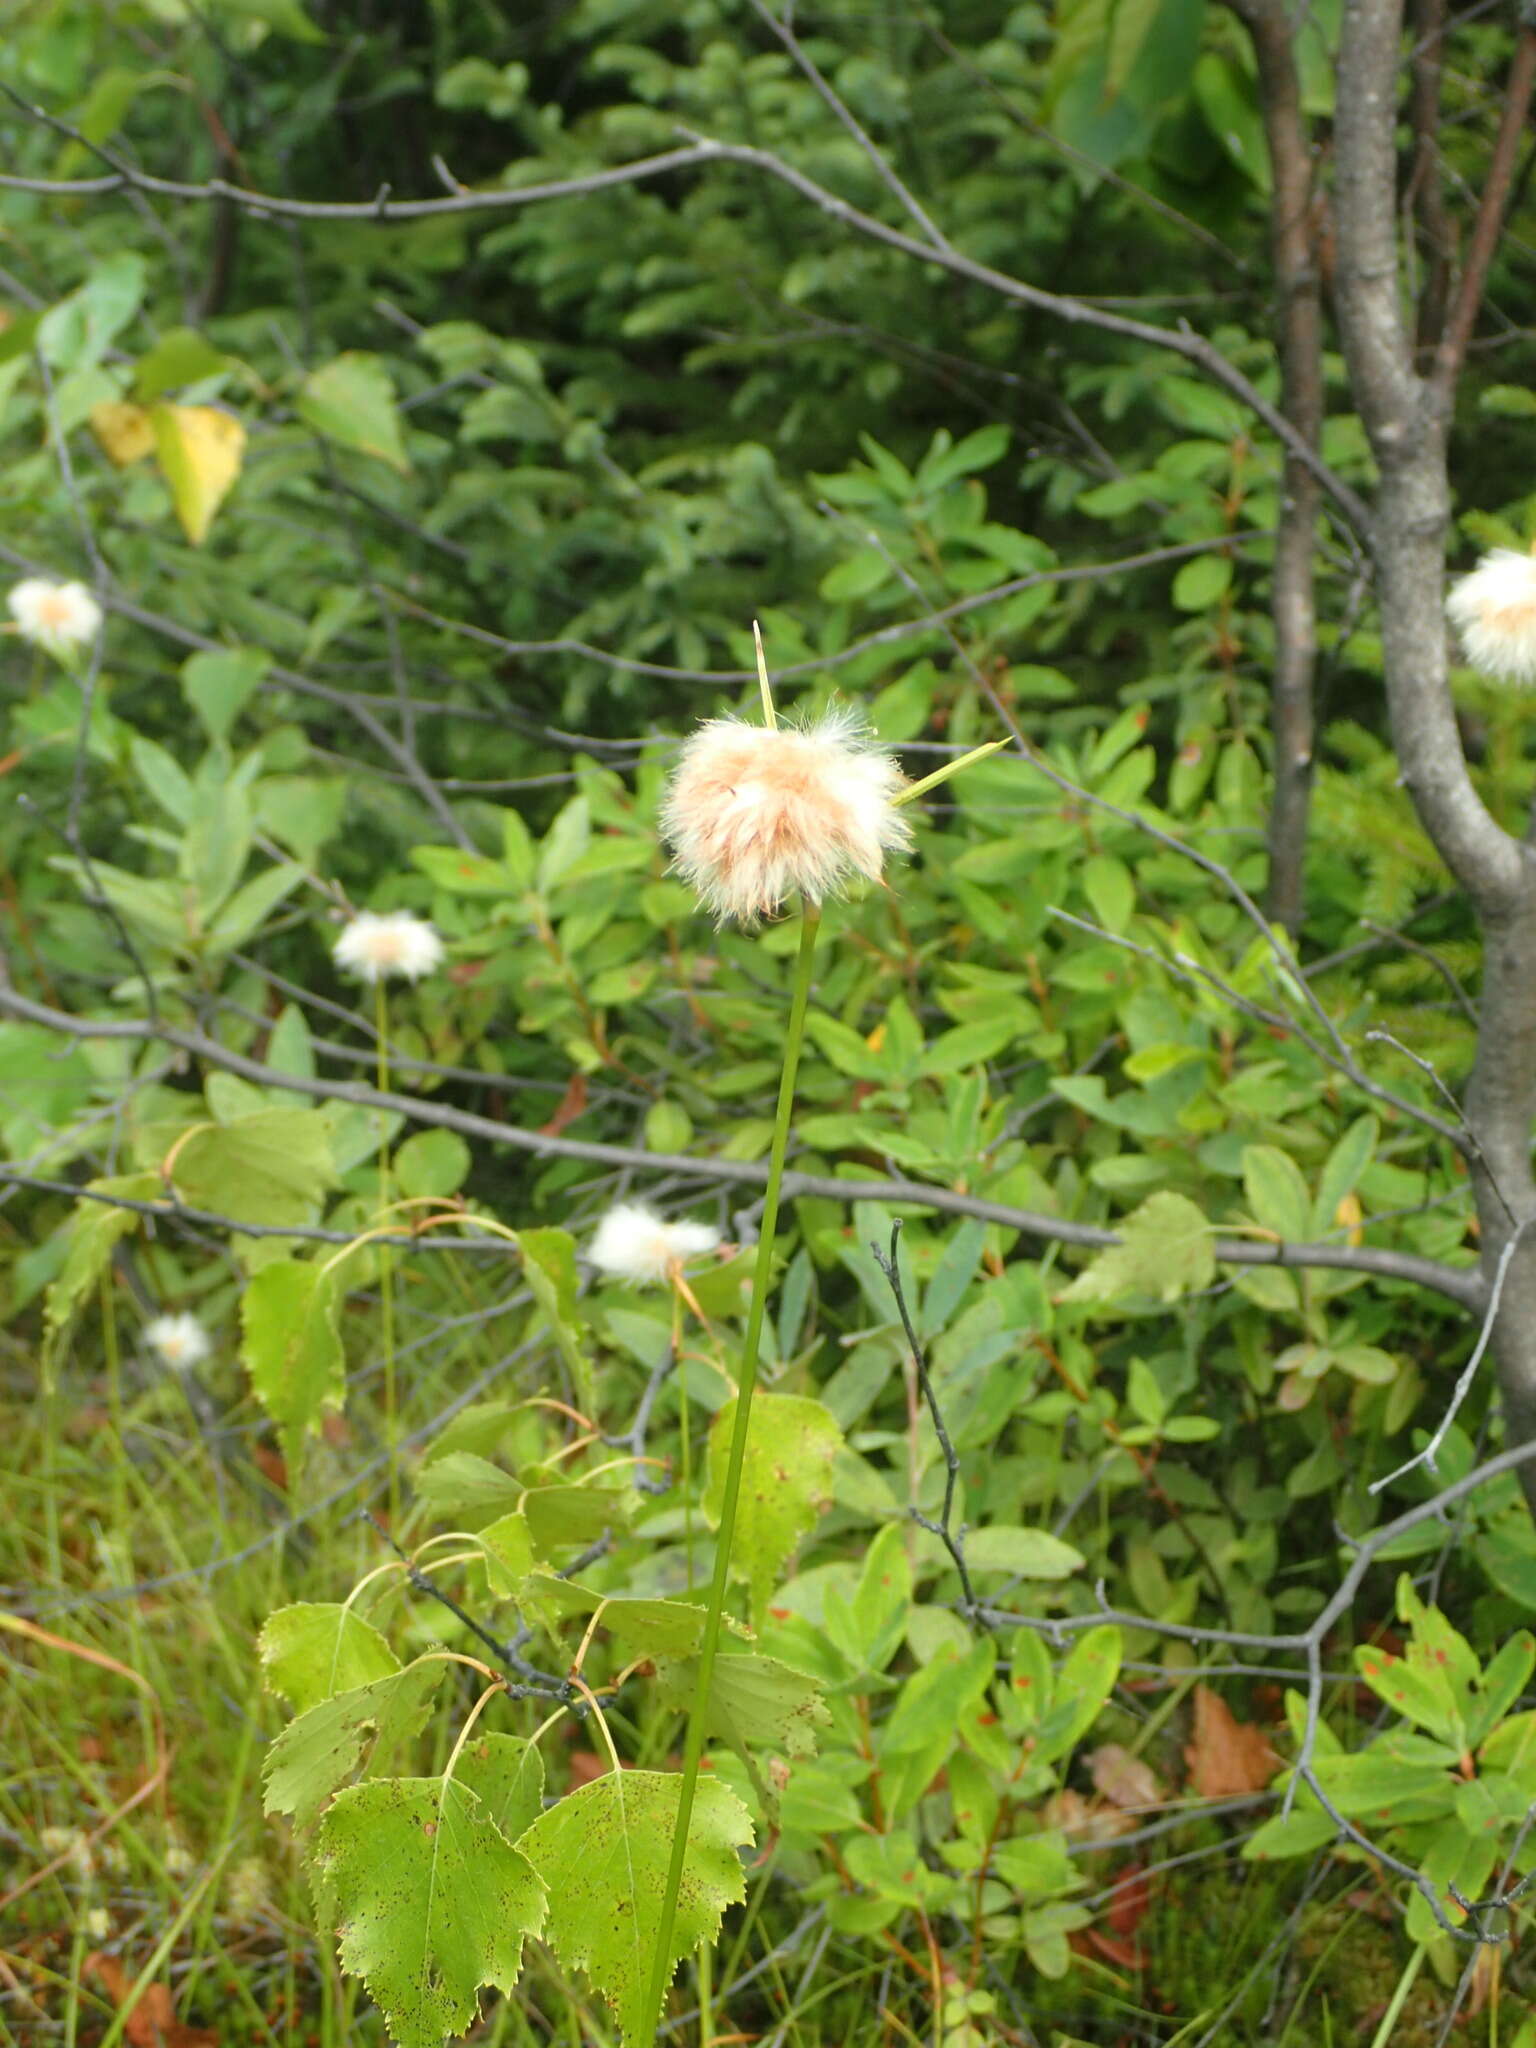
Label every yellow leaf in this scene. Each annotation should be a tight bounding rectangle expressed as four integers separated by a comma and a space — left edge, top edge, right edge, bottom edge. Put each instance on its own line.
90, 399, 156, 466
150, 402, 245, 545
1334, 1192, 1363, 1247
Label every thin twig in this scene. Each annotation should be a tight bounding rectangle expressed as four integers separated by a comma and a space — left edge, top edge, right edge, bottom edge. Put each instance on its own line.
872, 1221, 983, 1621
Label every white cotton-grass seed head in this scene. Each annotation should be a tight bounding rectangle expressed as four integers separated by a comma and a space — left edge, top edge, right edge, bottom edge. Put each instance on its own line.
333, 909, 445, 984
659, 705, 913, 927
589, 1202, 721, 1286
143, 1312, 212, 1373
1446, 547, 1536, 686
6, 578, 103, 656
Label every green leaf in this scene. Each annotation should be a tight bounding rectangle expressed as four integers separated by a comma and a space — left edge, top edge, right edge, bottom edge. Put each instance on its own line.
416, 1452, 524, 1530
520, 1578, 729, 1656
241, 1257, 345, 1471
263, 1661, 446, 1829
181, 648, 269, 743
456, 1733, 544, 1841
656, 1650, 830, 1766
1082, 853, 1135, 934
1032, 1626, 1122, 1762
410, 845, 515, 896
297, 353, 409, 471
1312, 1115, 1379, 1236
1060, 1191, 1214, 1306
1194, 50, 1270, 190
474, 1511, 535, 1597
316, 1776, 545, 2048
1243, 1807, 1339, 1860
519, 1227, 594, 1414
171, 1108, 336, 1229
705, 1392, 845, 1620
883, 1636, 996, 1754
38, 253, 146, 371
1172, 552, 1232, 612
518, 1771, 752, 2047
257, 1602, 399, 1713
960, 1526, 1086, 1582
133, 326, 231, 401
1242, 1144, 1312, 1243
205, 862, 306, 953
44, 1173, 159, 1355
394, 1129, 471, 1199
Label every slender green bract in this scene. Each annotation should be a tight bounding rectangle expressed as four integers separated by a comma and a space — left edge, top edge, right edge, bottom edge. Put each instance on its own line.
644, 901, 822, 2039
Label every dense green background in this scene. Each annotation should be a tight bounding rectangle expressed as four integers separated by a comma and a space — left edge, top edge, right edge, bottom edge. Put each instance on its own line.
6, 1, 1536, 2043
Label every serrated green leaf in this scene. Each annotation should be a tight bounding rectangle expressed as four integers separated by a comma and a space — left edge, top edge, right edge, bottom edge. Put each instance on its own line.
317, 1776, 544, 2048
656, 1649, 829, 1770
1061, 1192, 1213, 1306
171, 1108, 337, 1229
263, 1660, 446, 1828
257, 1602, 400, 1713
705, 1392, 844, 1620
455, 1732, 544, 1841
416, 1452, 524, 1531
44, 1173, 159, 1357
518, 1771, 751, 2047
240, 1257, 344, 1471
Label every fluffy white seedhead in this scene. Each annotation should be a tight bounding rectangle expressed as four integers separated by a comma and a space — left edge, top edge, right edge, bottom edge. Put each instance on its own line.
144, 1312, 211, 1373
1446, 548, 1536, 686
659, 706, 913, 927
589, 1201, 721, 1286
333, 909, 445, 985
7, 578, 102, 656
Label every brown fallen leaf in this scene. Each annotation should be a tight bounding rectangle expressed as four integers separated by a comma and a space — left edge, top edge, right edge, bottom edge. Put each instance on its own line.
1107, 1859, 1153, 1938
1183, 1684, 1280, 1798
1088, 1743, 1165, 1812
84, 1955, 217, 2048
539, 1069, 588, 1138
1042, 1787, 1137, 1843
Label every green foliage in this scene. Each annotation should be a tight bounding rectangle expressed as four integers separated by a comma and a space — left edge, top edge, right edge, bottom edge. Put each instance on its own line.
1247, 1578, 1536, 1958
9, 0, 1536, 2037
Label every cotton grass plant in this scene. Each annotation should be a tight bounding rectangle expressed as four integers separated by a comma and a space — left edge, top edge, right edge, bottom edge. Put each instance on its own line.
333, 907, 444, 1516
644, 625, 1003, 2039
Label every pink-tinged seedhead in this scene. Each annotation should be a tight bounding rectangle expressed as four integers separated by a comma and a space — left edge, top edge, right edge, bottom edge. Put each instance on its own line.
659, 707, 912, 926
1446, 548, 1536, 686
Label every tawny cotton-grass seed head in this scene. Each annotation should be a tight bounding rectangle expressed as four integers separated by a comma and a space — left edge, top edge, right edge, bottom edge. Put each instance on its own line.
7, 578, 102, 656
1446, 548, 1536, 686
144, 1312, 211, 1373
589, 1202, 721, 1287
333, 909, 445, 985
659, 706, 912, 927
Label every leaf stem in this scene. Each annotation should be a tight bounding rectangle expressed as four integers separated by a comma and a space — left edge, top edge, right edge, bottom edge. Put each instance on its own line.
644, 901, 821, 2040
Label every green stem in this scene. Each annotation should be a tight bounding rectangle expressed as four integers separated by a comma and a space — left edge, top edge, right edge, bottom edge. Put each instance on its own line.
1366, 1942, 1425, 2048
645, 902, 821, 2041
375, 979, 398, 1524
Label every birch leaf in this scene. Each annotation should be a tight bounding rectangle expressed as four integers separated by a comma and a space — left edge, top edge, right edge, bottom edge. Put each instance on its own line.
518, 1771, 751, 2047
316, 1776, 544, 2048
